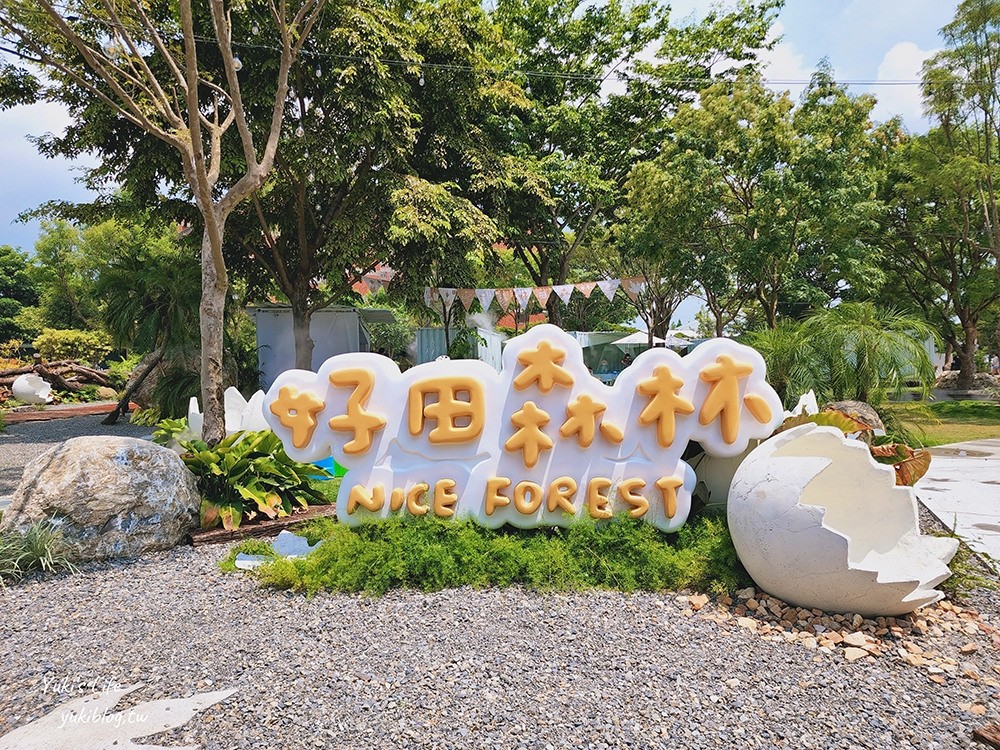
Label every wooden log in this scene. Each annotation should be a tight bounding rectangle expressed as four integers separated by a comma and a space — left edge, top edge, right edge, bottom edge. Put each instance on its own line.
35, 363, 81, 392
189, 504, 338, 547
974, 725, 1000, 749
51, 364, 112, 387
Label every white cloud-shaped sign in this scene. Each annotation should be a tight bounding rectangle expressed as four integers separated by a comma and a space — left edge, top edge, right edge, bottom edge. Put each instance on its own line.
263, 324, 783, 532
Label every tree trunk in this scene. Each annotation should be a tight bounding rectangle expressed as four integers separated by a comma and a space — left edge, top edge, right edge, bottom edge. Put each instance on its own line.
102, 348, 165, 425
291, 295, 314, 370
957, 322, 978, 390
199, 221, 229, 444
546, 293, 563, 328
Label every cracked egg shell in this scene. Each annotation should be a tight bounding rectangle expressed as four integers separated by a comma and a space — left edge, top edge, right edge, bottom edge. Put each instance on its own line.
727, 424, 957, 617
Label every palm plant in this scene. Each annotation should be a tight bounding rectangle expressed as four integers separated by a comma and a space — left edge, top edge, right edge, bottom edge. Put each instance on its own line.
743, 321, 822, 408
96, 235, 201, 422
802, 302, 936, 406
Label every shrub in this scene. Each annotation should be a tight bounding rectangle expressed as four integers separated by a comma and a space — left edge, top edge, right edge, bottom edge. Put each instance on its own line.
249, 514, 749, 597
32, 328, 111, 364
106, 353, 142, 390
179, 430, 332, 531
0, 522, 78, 583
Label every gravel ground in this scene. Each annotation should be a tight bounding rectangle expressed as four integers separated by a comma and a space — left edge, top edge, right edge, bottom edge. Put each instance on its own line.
0, 414, 150, 495
0, 544, 997, 750
1, 418, 998, 748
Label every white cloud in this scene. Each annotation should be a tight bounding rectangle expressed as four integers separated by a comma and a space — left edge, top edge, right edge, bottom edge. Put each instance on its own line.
0, 101, 97, 251
760, 22, 816, 102
869, 41, 937, 130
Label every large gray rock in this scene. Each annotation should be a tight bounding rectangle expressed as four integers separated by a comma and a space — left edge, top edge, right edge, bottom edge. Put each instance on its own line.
0, 436, 200, 560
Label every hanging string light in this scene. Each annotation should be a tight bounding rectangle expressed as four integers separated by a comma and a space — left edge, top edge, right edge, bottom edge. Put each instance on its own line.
232, 56, 243, 71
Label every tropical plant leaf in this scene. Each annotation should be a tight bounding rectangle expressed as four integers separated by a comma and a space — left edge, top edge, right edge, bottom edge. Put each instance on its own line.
776, 409, 870, 435
218, 503, 243, 531
254, 492, 285, 519
870, 442, 932, 486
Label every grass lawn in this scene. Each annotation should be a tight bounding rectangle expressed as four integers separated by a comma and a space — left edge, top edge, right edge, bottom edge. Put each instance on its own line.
886, 400, 1000, 447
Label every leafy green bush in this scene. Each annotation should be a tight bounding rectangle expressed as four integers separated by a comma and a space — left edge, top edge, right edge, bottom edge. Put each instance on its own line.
0, 522, 78, 583
180, 430, 331, 531
249, 514, 749, 596
106, 353, 142, 390
32, 328, 111, 364
129, 407, 162, 427
150, 416, 191, 446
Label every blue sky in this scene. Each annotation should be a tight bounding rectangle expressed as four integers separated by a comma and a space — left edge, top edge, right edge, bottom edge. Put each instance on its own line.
0, 0, 958, 262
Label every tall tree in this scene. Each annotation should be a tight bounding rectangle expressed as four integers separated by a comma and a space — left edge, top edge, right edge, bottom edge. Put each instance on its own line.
29, 219, 96, 330
648, 67, 882, 333
605, 162, 698, 342
1, 0, 326, 441
878, 128, 1000, 388
921, 0, 1000, 362
0, 244, 38, 343
482, 0, 779, 327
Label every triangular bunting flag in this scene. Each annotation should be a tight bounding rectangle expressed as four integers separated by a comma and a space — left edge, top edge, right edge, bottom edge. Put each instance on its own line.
495, 288, 514, 311
597, 278, 620, 302
533, 286, 553, 307
439, 287, 457, 311
423, 287, 433, 308
553, 284, 575, 305
438, 286, 458, 310
356, 280, 370, 296
513, 287, 533, 310
364, 277, 383, 294
475, 288, 495, 311
576, 281, 597, 298
457, 288, 476, 311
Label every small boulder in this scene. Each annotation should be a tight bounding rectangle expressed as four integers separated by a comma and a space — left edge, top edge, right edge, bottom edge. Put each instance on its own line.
820, 400, 884, 432
0, 437, 200, 561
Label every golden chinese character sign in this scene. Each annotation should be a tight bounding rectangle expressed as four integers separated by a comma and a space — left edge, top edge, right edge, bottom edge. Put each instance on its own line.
262, 324, 783, 532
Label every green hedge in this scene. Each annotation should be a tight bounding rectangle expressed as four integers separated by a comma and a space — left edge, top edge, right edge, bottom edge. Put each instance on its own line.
228, 514, 749, 597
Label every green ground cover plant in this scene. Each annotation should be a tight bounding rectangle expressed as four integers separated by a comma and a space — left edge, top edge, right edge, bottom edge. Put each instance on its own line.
0, 521, 77, 584
229, 514, 749, 597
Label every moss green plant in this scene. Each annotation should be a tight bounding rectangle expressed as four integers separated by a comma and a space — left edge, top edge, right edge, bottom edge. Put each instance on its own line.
243, 514, 749, 597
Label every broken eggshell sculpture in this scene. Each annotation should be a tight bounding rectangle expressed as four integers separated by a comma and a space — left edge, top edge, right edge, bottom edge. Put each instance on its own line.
727, 423, 958, 616
11, 373, 53, 404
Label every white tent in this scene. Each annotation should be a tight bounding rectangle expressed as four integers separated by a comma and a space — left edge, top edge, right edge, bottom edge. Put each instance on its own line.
668, 328, 698, 339
612, 331, 666, 350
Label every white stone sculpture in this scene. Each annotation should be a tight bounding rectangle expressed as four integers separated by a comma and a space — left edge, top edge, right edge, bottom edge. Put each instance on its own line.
224, 386, 269, 434
171, 389, 268, 450
11, 373, 53, 404
727, 424, 958, 616
785, 389, 818, 419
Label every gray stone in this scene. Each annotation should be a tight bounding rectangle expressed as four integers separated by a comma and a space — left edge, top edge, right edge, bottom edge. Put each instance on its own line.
0, 436, 200, 560
820, 400, 885, 431
234, 530, 320, 570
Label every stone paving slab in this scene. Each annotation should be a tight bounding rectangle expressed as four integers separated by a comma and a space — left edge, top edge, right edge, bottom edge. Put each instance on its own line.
917, 438, 1000, 565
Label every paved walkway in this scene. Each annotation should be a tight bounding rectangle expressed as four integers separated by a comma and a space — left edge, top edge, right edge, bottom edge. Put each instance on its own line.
916, 438, 1000, 566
